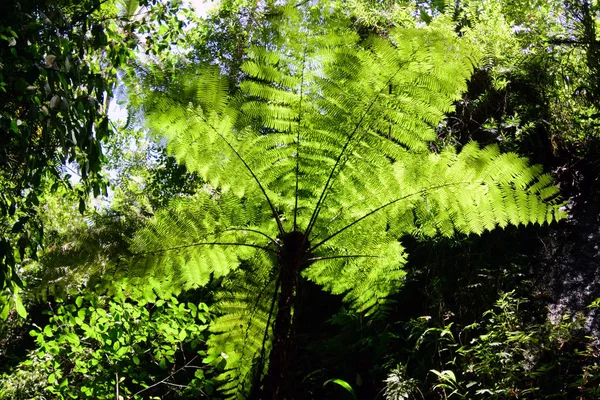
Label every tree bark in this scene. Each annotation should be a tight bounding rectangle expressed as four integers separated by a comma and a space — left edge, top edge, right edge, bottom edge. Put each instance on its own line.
261, 231, 309, 399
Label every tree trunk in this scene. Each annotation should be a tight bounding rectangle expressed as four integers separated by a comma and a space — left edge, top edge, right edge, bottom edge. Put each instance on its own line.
261, 231, 309, 399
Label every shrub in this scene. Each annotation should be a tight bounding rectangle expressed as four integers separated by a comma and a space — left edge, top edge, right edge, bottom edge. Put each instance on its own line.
0, 291, 215, 399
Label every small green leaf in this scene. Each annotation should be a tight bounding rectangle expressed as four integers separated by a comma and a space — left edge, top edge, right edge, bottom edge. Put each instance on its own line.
75, 296, 83, 308
48, 373, 56, 384
202, 354, 216, 364
323, 379, 357, 399
188, 302, 197, 314
44, 325, 53, 337
0, 303, 9, 320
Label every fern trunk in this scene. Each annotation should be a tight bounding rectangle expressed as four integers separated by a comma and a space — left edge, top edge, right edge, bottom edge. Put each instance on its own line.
263, 260, 296, 399
262, 231, 310, 399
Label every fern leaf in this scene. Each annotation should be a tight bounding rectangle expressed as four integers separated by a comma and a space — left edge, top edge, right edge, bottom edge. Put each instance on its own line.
207, 262, 278, 399
126, 191, 277, 297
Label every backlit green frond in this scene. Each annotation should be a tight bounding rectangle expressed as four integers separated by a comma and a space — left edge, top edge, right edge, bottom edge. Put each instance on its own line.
304, 235, 408, 314
126, 190, 277, 296
206, 261, 278, 399
395, 142, 565, 237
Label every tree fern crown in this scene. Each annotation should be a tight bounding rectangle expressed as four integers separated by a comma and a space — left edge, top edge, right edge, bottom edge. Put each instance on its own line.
128, 6, 564, 399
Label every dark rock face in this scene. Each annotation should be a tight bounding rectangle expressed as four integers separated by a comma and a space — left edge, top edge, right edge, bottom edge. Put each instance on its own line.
534, 171, 600, 334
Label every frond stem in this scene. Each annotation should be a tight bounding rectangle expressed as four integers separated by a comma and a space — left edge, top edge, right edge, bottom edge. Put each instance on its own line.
304, 61, 409, 241
309, 193, 378, 242
241, 275, 277, 389
133, 241, 278, 256
307, 254, 382, 262
310, 181, 469, 252
199, 114, 286, 237
223, 227, 280, 247
294, 46, 309, 231
256, 274, 281, 386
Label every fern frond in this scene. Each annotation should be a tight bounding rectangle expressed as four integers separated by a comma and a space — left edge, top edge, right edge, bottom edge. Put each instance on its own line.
206, 259, 278, 399
304, 235, 408, 314
126, 191, 277, 297
301, 141, 563, 313
390, 142, 565, 237
303, 21, 479, 236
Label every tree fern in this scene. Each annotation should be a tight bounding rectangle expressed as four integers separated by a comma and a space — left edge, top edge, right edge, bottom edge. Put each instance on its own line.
125, 6, 564, 399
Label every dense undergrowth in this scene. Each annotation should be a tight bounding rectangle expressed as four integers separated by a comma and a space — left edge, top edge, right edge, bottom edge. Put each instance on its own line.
3, 219, 600, 399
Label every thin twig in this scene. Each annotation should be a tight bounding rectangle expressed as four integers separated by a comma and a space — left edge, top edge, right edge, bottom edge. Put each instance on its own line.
128, 356, 199, 399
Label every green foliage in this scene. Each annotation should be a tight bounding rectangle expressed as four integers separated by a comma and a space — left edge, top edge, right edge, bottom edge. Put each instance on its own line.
384, 365, 420, 400
126, 4, 563, 397
0, 0, 201, 317
204, 266, 279, 397
103, 127, 204, 212
323, 378, 358, 399
25, 208, 144, 301
0, 291, 215, 399
430, 369, 464, 398
1, 1, 592, 400
456, 293, 600, 398
441, 0, 600, 166
388, 291, 600, 399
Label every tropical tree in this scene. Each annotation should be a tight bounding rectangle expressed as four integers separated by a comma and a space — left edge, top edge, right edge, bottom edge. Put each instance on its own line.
0, 0, 200, 318
118, 4, 563, 399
